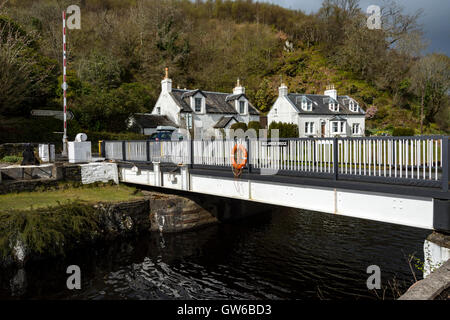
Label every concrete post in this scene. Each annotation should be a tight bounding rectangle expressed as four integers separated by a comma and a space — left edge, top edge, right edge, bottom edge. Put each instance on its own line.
180, 165, 190, 191
153, 162, 161, 187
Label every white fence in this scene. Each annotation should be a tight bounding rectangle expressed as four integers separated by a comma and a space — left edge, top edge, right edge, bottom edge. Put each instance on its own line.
103, 136, 448, 187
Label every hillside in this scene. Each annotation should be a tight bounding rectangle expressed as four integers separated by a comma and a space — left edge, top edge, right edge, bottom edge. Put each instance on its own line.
0, 0, 448, 145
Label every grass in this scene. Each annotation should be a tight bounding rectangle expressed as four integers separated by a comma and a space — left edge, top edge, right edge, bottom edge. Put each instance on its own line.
0, 183, 144, 211
0, 183, 146, 259
1, 155, 22, 164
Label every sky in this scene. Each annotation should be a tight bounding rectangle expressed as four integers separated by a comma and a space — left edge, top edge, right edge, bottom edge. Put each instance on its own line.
262, 0, 450, 56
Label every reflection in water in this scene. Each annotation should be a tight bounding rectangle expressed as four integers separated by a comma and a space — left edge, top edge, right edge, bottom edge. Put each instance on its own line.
0, 207, 430, 300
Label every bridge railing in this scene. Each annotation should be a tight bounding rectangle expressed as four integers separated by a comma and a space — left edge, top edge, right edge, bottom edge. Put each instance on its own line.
102, 136, 449, 191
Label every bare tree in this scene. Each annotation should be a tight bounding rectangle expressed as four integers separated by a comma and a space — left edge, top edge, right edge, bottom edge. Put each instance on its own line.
380, 0, 424, 46
0, 21, 52, 115
410, 54, 450, 133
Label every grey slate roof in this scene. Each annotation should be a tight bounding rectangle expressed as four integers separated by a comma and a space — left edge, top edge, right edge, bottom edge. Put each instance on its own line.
170, 89, 259, 115
130, 113, 178, 128
213, 116, 238, 129
285, 93, 365, 116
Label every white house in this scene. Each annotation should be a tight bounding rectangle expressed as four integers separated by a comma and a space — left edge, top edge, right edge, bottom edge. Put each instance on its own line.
127, 113, 178, 136
152, 69, 260, 139
267, 84, 365, 138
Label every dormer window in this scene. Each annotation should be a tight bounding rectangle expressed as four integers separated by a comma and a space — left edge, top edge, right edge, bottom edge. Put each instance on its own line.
349, 100, 359, 112
239, 101, 245, 114
195, 98, 202, 112
301, 97, 312, 111
329, 102, 339, 112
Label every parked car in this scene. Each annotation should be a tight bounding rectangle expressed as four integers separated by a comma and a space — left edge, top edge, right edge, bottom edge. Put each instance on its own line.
148, 126, 184, 141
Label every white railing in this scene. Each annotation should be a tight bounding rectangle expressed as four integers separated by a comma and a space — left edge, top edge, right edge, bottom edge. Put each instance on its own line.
193, 139, 247, 166
250, 139, 334, 174
338, 137, 443, 181
102, 136, 448, 188
104, 141, 123, 160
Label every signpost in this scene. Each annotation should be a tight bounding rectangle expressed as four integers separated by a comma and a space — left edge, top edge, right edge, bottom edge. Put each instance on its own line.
31, 110, 74, 121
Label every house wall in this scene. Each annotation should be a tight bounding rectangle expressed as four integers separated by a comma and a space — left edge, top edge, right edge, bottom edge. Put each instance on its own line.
298, 115, 365, 138
267, 97, 300, 131
268, 96, 365, 138
152, 92, 181, 126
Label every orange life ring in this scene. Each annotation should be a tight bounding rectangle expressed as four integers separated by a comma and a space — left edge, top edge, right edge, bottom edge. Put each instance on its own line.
231, 144, 248, 170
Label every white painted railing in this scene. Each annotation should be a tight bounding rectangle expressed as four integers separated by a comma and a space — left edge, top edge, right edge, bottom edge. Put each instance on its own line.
250, 139, 334, 174
338, 137, 443, 181
104, 141, 123, 160
103, 136, 449, 189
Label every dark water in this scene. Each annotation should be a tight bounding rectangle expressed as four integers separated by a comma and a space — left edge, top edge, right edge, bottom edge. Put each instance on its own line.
0, 207, 429, 300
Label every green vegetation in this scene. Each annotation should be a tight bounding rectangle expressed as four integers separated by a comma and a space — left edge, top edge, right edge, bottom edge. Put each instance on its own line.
269, 122, 299, 138
0, 183, 143, 211
0, 0, 448, 145
0, 182, 145, 259
230, 122, 248, 132
392, 127, 416, 137
0, 202, 99, 258
1, 155, 22, 164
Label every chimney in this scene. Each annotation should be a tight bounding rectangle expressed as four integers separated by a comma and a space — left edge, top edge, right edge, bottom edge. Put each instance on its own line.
324, 84, 337, 100
279, 83, 288, 97
233, 78, 245, 95
161, 67, 172, 94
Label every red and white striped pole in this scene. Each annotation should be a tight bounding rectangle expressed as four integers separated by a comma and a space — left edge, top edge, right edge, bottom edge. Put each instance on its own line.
62, 11, 68, 156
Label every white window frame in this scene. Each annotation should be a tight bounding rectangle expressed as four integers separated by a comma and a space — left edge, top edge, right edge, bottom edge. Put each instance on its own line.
239, 100, 246, 114
305, 122, 314, 135
349, 100, 359, 112
301, 97, 312, 111
331, 121, 345, 134
329, 102, 339, 112
352, 123, 360, 135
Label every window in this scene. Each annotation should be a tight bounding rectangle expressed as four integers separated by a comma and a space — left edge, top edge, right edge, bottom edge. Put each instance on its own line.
349, 101, 359, 112
305, 122, 314, 135
329, 103, 338, 112
273, 108, 277, 115
331, 121, 345, 134
239, 101, 245, 114
301, 97, 312, 111
352, 123, 360, 135
195, 98, 202, 113
156, 107, 161, 115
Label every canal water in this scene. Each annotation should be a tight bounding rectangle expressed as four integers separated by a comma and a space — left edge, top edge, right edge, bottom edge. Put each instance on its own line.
0, 207, 429, 300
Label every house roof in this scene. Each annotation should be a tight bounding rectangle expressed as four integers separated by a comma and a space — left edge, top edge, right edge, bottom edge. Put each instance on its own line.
130, 113, 178, 128
284, 94, 365, 116
170, 89, 259, 115
213, 116, 238, 129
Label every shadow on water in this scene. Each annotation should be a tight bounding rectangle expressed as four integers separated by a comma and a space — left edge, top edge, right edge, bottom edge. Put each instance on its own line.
0, 207, 429, 300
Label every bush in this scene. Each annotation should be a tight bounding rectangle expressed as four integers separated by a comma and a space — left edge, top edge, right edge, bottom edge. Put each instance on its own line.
85, 131, 147, 152
230, 122, 248, 132
268, 121, 299, 138
1, 155, 22, 163
247, 121, 262, 137
392, 127, 415, 136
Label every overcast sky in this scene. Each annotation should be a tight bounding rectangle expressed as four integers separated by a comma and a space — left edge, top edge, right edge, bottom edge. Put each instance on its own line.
262, 0, 449, 55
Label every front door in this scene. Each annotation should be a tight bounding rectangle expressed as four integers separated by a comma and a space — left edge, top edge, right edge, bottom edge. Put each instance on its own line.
321, 122, 326, 137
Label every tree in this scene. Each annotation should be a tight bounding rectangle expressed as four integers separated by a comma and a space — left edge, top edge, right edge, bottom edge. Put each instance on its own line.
254, 78, 275, 113
410, 54, 450, 133
0, 17, 56, 116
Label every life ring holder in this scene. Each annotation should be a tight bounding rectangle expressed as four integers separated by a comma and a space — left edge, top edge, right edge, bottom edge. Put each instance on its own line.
231, 144, 248, 177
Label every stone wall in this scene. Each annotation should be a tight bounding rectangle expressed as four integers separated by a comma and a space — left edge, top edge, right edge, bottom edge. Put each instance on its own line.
146, 189, 272, 233
0, 143, 38, 159
80, 163, 119, 184
0, 179, 59, 195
